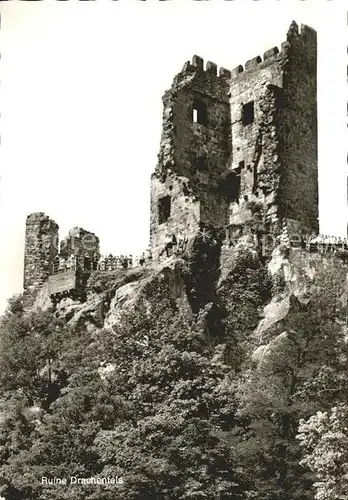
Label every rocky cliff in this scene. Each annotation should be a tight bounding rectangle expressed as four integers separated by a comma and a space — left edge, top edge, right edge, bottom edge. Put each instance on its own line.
30, 236, 348, 373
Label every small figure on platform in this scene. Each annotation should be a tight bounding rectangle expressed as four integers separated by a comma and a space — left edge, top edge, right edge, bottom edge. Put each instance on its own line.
139, 252, 146, 266
98, 256, 106, 271
160, 233, 177, 257
177, 231, 188, 254
146, 248, 152, 262
66, 258, 71, 271
122, 255, 128, 269
107, 254, 113, 271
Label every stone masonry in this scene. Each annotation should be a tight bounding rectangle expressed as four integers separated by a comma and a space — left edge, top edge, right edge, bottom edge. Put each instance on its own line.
23, 212, 59, 296
150, 21, 318, 259
60, 227, 100, 272
23, 214, 100, 303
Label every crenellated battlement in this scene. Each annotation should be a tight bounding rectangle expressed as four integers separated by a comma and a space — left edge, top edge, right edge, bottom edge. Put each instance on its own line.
227, 22, 316, 80
183, 40, 286, 81
178, 32, 315, 83
180, 55, 232, 83
263, 46, 280, 60
180, 21, 316, 84
230, 45, 285, 78
288, 21, 317, 41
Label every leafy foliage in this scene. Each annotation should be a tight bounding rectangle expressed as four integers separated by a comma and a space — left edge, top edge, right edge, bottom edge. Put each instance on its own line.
0, 278, 245, 499
234, 270, 348, 500
297, 404, 348, 500
217, 249, 272, 372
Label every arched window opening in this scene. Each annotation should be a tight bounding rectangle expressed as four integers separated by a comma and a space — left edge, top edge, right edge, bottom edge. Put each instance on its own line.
192, 98, 208, 125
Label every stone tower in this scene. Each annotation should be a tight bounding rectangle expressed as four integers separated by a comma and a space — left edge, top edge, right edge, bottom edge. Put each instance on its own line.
23, 212, 59, 296
150, 21, 318, 258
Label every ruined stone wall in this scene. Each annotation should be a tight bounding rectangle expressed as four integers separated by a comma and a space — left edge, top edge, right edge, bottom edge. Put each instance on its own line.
228, 47, 285, 230
60, 226, 100, 267
150, 172, 200, 260
279, 23, 318, 234
229, 50, 283, 170
151, 20, 318, 258
23, 216, 101, 305
228, 23, 318, 237
171, 57, 231, 205
23, 212, 59, 296
151, 56, 231, 258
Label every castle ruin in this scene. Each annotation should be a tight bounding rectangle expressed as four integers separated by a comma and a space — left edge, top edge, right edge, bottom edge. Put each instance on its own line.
23, 21, 320, 303
150, 20, 318, 258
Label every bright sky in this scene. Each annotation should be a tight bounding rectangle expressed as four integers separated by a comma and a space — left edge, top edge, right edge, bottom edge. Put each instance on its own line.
0, 0, 347, 313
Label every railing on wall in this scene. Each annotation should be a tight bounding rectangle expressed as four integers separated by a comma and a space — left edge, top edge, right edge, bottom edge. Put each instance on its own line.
50, 231, 348, 278
306, 235, 348, 253
97, 251, 152, 271
222, 226, 348, 256
52, 255, 98, 275
97, 238, 189, 271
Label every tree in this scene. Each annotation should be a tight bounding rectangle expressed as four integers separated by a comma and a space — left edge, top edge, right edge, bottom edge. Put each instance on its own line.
297, 404, 348, 500
90, 276, 247, 500
235, 273, 348, 499
0, 277, 247, 500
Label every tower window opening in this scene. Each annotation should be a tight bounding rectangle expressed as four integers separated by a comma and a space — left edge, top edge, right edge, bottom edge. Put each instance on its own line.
52, 256, 60, 274
84, 257, 92, 272
197, 156, 207, 172
158, 196, 171, 224
192, 98, 208, 125
275, 89, 285, 109
222, 168, 241, 202
242, 101, 254, 126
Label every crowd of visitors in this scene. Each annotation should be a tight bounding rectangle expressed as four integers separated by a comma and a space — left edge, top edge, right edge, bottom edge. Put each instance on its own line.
97, 248, 153, 271
306, 234, 348, 253
51, 249, 154, 275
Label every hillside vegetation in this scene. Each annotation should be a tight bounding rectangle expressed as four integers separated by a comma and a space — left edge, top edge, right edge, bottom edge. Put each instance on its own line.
1, 240, 348, 500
